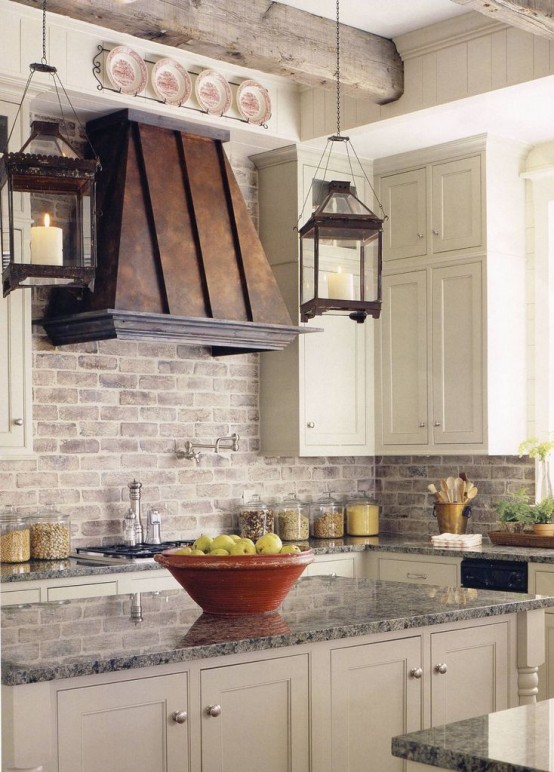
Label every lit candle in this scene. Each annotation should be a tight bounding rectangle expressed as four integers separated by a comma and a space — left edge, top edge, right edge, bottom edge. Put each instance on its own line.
31, 214, 63, 265
328, 267, 354, 300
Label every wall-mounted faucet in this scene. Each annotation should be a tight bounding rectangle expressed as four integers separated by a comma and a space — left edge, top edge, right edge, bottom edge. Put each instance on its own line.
175, 433, 240, 464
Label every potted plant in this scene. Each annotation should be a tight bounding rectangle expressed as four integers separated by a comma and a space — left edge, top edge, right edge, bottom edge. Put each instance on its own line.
496, 488, 532, 533
530, 497, 554, 536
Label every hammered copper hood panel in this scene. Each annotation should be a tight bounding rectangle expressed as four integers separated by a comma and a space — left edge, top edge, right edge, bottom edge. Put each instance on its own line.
40, 109, 303, 355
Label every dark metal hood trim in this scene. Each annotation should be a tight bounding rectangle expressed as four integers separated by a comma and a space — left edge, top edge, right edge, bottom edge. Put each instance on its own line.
39, 109, 304, 355
38, 308, 309, 355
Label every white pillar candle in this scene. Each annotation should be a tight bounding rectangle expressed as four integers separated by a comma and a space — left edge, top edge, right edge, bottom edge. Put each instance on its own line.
328, 268, 354, 300
31, 214, 63, 266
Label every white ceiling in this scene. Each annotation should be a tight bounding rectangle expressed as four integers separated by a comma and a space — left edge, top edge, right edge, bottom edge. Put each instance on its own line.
279, 0, 470, 38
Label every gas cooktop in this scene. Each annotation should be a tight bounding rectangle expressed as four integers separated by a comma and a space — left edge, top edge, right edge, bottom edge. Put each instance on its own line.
72, 541, 193, 563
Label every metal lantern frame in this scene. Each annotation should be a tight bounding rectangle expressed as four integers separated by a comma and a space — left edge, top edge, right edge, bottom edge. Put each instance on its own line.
1, 118, 98, 297
299, 180, 383, 323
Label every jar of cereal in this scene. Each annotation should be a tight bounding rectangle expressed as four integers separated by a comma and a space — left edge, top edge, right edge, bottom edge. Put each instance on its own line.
346, 491, 379, 536
239, 494, 274, 541
30, 506, 71, 560
276, 493, 309, 541
0, 507, 30, 563
310, 493, 344, 539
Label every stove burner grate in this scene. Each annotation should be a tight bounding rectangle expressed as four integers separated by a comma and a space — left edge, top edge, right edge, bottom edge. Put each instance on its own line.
73, 540, 193, 562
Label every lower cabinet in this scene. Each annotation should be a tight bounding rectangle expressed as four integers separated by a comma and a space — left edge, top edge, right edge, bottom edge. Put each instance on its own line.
57, 673, 189, 772
201, 655, 310, 772
330, 637, 422, 772
527, 564, 554, 700
369, 552, 461, 587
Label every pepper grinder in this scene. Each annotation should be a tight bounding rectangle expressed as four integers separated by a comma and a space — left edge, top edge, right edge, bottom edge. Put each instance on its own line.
128, 479, 143, 544
145, 508, 162, 545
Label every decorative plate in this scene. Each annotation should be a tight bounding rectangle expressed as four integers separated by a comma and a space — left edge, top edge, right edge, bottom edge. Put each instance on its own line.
106, 46, 147, 95
236, 79, 272, 125
195, 69, 232, 115
151, 58, 192, 106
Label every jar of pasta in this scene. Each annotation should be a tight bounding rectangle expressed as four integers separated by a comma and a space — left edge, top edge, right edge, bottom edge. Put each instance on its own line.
310, 493, 344, 539
276, 494, 310, 541
346, 492, 379, 536
30, 506, 71, 560
0, 507, 30, 563
239, 494, 274, 541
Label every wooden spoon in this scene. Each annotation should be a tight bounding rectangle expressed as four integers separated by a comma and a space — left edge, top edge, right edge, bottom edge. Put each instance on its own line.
466, 487, 478, 501
456, 477, 466, 503
440, 479, 450, 502
446, 476, 457, 502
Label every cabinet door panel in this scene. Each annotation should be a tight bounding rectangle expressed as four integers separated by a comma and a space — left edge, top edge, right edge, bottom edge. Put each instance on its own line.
331, 637, 422, 772
431, 263, 483, 444
380, 169, 427, 260
431, 156, 482, 253
430, 622, 508, 726
380, 271, 428, 445
201, 654, 309, 772
302, 314, 369, 450
58, 673, 189, 772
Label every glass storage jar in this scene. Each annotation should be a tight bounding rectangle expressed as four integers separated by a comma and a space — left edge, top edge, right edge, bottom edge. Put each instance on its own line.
239, 494, 274, 541
0, 507, 30, 563
310, 493, 344, 538
276, 493, 310, 541
30, 506, 71, 560
346, 491, 379, 536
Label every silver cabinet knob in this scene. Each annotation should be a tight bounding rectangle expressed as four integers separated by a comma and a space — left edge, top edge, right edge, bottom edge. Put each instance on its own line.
307, 421, 315, 428
417, 233, 424, 239
435, 663, 448, 675
409, 667, 423, 679
419, 422, 425, 428
13, 418, 23, 426
207, 704, 222, 717
171, 710, 188, 724
432, 229, 439, 235
433, 421, 441, 427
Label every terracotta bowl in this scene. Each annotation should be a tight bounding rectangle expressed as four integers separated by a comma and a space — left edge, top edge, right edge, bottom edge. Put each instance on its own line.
154, 547, 314, 615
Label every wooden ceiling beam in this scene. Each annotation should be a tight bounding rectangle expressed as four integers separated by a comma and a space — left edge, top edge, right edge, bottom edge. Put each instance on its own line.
451, 0, 554, 38
10, 0, 403, 103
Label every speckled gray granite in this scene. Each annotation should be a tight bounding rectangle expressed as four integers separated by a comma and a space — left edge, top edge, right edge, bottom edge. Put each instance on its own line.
3, 576, 554, 686
392, 698, 554, 771
2, 534, 553, 584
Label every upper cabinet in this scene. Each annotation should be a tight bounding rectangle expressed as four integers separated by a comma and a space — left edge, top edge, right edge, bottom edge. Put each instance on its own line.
379, 152, 483, 263
253, 145, 374, 457
0, 92, 33, 458
375, 136, 528, 456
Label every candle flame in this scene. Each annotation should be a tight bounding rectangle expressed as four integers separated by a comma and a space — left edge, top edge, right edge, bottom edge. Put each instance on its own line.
44, 214, 50, 228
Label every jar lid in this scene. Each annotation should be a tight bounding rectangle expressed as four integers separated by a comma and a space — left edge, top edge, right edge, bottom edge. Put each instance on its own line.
316, 492, 339, 505
282, 493, 302, 506
347, 490, 377, 505
0, 506, 26, 524
242, 493, 268, 509
31, 505, 69, 521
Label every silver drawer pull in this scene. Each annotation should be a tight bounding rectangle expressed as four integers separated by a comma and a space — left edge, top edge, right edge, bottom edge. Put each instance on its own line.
435, 663, 448, 675
171, 710, 188, 724
409, 667, 423, 679
407, 573, 427, 580
207, 704, 222, 717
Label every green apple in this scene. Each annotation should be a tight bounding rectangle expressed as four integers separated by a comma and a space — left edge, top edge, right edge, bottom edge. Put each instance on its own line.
229, 538, 256, 555
255, 532, 283, 555
193, 534, 213, 553
211, 534, 236, 553
190, 549, 206, 555
228, 534, 242, 543
209, 548, 230, 556
173, 546, 193, 555
280, 544, 302, 554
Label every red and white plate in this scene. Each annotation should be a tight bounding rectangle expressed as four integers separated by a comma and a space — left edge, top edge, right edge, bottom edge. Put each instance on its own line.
236, 80, 272, 125
195, 69, 232, 115
151, 58, 192, 106
106, 46, 147, 95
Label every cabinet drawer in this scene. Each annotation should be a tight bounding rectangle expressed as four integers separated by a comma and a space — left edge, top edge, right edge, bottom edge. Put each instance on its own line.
127, 574, 180, 593
305, 557, 355, 578
534, 571, 554, 597
47, 581, 118, 601
378, 558, 457, 586
0, 587, 41, 605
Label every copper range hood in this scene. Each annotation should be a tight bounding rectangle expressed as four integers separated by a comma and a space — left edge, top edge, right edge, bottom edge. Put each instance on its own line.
39, 109, 304, 355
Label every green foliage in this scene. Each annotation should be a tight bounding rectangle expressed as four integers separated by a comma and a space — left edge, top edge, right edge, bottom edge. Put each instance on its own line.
534, 497, 554, 524
518, 436, 554, 462
496, 488, 532, 523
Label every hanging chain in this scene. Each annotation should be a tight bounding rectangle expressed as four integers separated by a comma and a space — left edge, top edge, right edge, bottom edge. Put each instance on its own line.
335, 0, 341, 137
41, 0, 48, 63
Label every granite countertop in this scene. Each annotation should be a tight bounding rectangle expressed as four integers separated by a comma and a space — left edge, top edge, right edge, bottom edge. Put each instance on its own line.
2, 575, 553, 686
392, 698, 554, 771
2, 534, 554, 584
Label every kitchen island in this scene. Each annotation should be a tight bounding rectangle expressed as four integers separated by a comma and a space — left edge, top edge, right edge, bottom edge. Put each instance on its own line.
392, 698, 554, 771
2, 574, 553, 772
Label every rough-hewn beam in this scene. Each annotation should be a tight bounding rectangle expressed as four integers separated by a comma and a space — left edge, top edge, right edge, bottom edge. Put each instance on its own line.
9, 0, 403, 103
451, 0, 554, 38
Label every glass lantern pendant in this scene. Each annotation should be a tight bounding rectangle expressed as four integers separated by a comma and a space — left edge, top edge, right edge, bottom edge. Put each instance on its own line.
1, 119, 98, 296
299, 180, 383, 323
